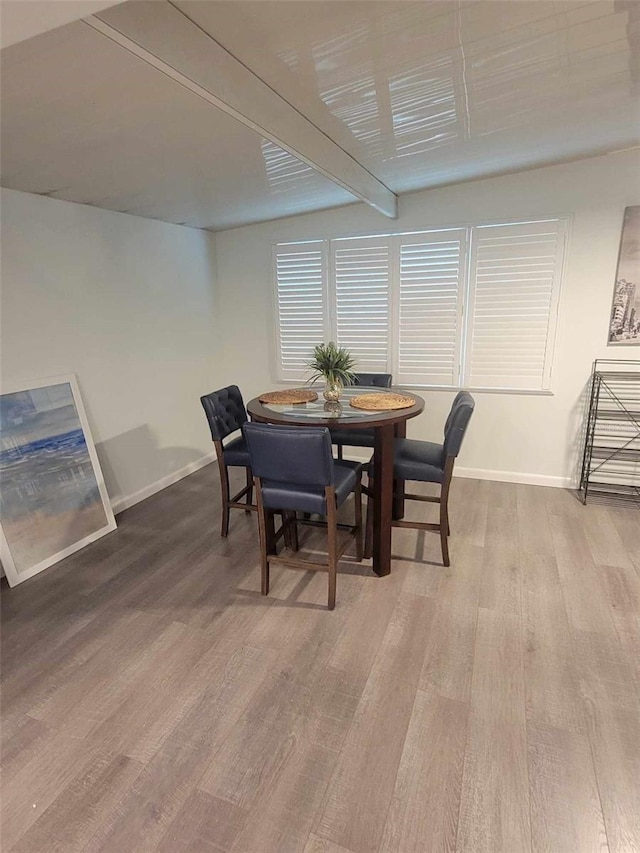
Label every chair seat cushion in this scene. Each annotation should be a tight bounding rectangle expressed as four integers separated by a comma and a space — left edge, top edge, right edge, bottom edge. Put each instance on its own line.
393, 438, 445, 483
261, 460, 362, 514
329, 427, 375, 448
222, 435, 251, 467
368, 438, 445, 483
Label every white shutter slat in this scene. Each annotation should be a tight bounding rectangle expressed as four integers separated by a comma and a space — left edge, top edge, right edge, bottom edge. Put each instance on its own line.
275, 242, 326, 381
464, 219, 566, 390
274, 218, 565, 392
396, 230, 466, 386
332, 239, 391, 372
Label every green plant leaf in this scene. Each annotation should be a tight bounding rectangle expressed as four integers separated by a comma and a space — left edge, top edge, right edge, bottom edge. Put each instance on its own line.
305, 341, 357, 386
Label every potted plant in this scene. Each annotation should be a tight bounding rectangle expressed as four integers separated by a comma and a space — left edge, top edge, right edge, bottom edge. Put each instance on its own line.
307, 341, 357, 402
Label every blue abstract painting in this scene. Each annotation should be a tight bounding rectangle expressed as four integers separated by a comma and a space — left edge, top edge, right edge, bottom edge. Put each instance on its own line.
0, 378, 115, 585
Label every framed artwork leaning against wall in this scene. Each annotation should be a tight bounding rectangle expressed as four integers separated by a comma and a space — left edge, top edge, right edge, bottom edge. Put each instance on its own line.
608, 205, 640, 345
0, 374, 116, 587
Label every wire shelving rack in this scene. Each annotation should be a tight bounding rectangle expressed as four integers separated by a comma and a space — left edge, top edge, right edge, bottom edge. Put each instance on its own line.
579, 359, 640, 507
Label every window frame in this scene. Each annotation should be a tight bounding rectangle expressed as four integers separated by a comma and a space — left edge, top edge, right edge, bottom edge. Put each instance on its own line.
461, 218, 568, 393
272, 216, 569, 394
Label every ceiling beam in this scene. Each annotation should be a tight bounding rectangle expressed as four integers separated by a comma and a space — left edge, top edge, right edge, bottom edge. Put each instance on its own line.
85, 1, 397, 219
0, 1, 124, 49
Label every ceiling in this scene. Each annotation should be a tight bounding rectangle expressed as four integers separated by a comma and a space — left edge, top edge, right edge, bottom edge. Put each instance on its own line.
1, 0, 639, 231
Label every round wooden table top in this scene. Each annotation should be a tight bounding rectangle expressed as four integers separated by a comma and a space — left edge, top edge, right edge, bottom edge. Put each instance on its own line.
247, 385, 425, 429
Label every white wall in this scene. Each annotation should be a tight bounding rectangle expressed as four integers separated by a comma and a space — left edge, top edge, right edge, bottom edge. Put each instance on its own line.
215, 150, 640, 487
1, 188, 220, 511
3, 151, 638, 505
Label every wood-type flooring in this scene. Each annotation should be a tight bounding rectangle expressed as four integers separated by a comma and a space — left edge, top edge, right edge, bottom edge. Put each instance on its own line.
2, 465, 639, 852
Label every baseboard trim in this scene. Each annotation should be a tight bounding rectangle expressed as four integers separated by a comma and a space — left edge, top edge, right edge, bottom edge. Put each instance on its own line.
109, 452, 574, 518
111, 451, 216, 515
454, 466, 574, 489
343, 450, 574, 489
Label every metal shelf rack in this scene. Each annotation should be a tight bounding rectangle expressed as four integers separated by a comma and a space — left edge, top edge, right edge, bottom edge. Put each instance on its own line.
579, 359, 640, 506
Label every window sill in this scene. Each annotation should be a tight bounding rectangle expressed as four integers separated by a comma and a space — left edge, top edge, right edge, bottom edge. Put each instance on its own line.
275, 378, 555, 397
399, 385, 555, 397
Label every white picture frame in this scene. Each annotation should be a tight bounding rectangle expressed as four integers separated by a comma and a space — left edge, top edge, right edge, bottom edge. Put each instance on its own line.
608, 206, 640, 345
0, 374, 116, 587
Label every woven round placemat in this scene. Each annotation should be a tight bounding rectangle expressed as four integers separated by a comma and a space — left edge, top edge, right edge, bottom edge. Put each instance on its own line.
349, 393, 416, 411
258, 389, 318, 404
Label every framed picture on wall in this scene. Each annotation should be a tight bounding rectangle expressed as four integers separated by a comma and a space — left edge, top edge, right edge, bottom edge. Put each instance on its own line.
608, 205, 640, 345
0, 374, 116, 587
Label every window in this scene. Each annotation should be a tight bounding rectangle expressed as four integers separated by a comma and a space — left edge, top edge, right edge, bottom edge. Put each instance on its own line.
397, 229, 466, 387
274, 218, 567, 391
332, 237, 391, 373
275, 242, 327, 377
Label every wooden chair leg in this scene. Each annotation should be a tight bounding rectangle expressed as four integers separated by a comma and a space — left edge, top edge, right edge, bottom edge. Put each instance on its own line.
326, 490, 338, 610
439, 465, 453, 567
392, 476, 405, 520
245, 467, 253, 513
354, 478, 363, 562
336, 445, 343, 460
439, 507, 450, 567
255, 482, 270, 595
284, 511, 299, 551
263, 509, 278, 595
217, 455, 231, 538
364, 459, 455, 568
364, 478, 374, 560
255, 479, 278, 595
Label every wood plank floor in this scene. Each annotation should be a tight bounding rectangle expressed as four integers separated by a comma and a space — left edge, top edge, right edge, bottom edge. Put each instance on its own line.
2, 465, 639, 852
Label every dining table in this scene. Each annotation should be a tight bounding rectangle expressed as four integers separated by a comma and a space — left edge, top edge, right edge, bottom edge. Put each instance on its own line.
246, 386, 425, 577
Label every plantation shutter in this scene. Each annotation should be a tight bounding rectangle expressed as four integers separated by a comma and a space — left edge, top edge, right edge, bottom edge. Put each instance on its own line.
396, 229, 466, 386
464, 219, 567, 390
275, 242, 327, 381
331, 237, 391, 373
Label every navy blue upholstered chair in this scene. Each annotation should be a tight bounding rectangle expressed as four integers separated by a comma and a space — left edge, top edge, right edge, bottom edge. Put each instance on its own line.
365, 391, 475, 566
331, 372, 393, 460
201, 386, 255, 537
243, 423, 363, 610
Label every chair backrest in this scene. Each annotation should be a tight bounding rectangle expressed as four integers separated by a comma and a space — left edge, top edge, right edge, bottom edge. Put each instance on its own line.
443, 391, 475, 459
353, 373, 393, 388
444, 390, 468, 435
200, 385, 248, 442
243, 423, 334, 487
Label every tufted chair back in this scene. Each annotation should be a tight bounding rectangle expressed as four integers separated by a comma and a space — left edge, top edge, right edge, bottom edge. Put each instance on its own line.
444, 391, 469, 435
201, 386, 248, 442
243, 423, 334, 487
443, 391, 475, 459
353, 373, 393, 388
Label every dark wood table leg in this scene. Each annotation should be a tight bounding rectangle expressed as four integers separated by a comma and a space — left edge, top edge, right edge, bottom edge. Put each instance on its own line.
392, 421, 406, 520
372, 423, 394, 577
